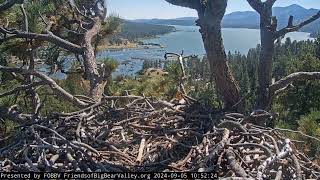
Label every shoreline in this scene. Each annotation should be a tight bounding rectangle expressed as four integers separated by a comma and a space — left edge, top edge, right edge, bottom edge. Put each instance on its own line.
97, 42, 139, 51
97, 27, 177, 51
97, 38, 167, 52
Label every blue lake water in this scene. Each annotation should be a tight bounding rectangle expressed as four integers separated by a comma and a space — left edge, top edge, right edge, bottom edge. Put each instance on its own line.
97, 25, 313, 77
50, 25, 313, 79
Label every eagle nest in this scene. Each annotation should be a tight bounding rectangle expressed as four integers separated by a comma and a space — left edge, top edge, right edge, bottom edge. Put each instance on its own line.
1, 95, 319, 179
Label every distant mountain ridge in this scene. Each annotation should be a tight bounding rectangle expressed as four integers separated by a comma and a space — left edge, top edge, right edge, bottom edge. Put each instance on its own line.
132, 4, 320, 37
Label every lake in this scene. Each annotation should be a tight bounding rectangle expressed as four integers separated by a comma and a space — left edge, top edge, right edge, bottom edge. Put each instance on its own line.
96, 25, 313, 77
50, 25, 313, 79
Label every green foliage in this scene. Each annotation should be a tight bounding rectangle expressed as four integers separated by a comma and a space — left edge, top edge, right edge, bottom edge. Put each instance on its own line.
0, 0, 19, 24
189, 82, 221, 108
24, 0, 55, 33
297, 111, 320, 156
165, 61, 182, 82
226, 38, 320, 116
229, 51, 256, 112
61, 62, 87, 95
110, 72, 180, 99
269, 40, 320, 156
272, 39, 320, 127
0, 80, 19, 107
142, 59, 162, 70
109, 57, 221, 109
38, 87, 80, 115
101, 57, 119, 74
0, 78, 79, 116
0, 45, 8, 67
95, 16, 123, 49
0, 119, 17, 141
102, 16, 123, 36
108, 60, 183, 99
316, 35, 320, 59
0, 40, 29, 60
298, 111, 320, 138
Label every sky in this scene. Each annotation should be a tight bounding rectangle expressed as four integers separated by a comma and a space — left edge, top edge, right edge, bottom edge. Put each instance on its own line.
107, 0, 320, 20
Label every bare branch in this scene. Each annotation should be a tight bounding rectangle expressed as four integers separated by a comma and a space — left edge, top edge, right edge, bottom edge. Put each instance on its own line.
37, 10, 51, 31
275, 11, 320, 39
19, 4, 28, 32
0, 81, 44, 98
164, 52, 186, 77
68, 0, 94, 22
0, 66, 89, 108
165, 52, 187, 94
0, 28, 84, 54
274, 128, 320, 143
269, 72, 320, 96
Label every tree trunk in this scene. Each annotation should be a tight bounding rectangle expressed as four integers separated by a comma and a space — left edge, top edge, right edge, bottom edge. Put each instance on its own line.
83, 18, 106, 101
256, 9, 275, 109
165, 0, 241, 111
199, 22, 241, 109
196, 0, 241, 110
247, 0, 320, 110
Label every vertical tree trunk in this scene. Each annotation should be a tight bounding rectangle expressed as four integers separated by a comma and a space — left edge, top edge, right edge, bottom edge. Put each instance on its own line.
256, 8, 275, 109
165, 0, 242, 111
196, 0, 241, 111
83, 18, 107, 101
199, 21, 241, 109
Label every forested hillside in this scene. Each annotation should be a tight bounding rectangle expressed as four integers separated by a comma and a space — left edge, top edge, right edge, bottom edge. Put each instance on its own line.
118, 20, 176, 40
100, 19, 176, 48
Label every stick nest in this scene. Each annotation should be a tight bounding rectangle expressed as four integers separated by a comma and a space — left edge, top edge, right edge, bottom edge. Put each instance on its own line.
1, 96, 319, 179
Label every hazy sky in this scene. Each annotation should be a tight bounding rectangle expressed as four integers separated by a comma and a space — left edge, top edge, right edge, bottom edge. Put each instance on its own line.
107, 0, 320, 20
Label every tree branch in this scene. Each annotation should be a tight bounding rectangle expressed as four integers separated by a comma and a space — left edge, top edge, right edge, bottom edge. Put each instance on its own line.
269, 72, 320, 96
68, 0, 94, 23
0, 0, 24, 13
275, 11, 320, 39
0, 66, 89, 108
0, 81, 45, 98
165, 52, 187, 94
0, 28, 84, 54
19, 4, 28, 32
265, 0, 277, 7
165, 0, 201, 10
246, 0, 264, 14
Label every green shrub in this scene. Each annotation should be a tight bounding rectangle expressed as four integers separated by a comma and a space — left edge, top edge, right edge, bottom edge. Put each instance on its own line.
297, 111, 320, 156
